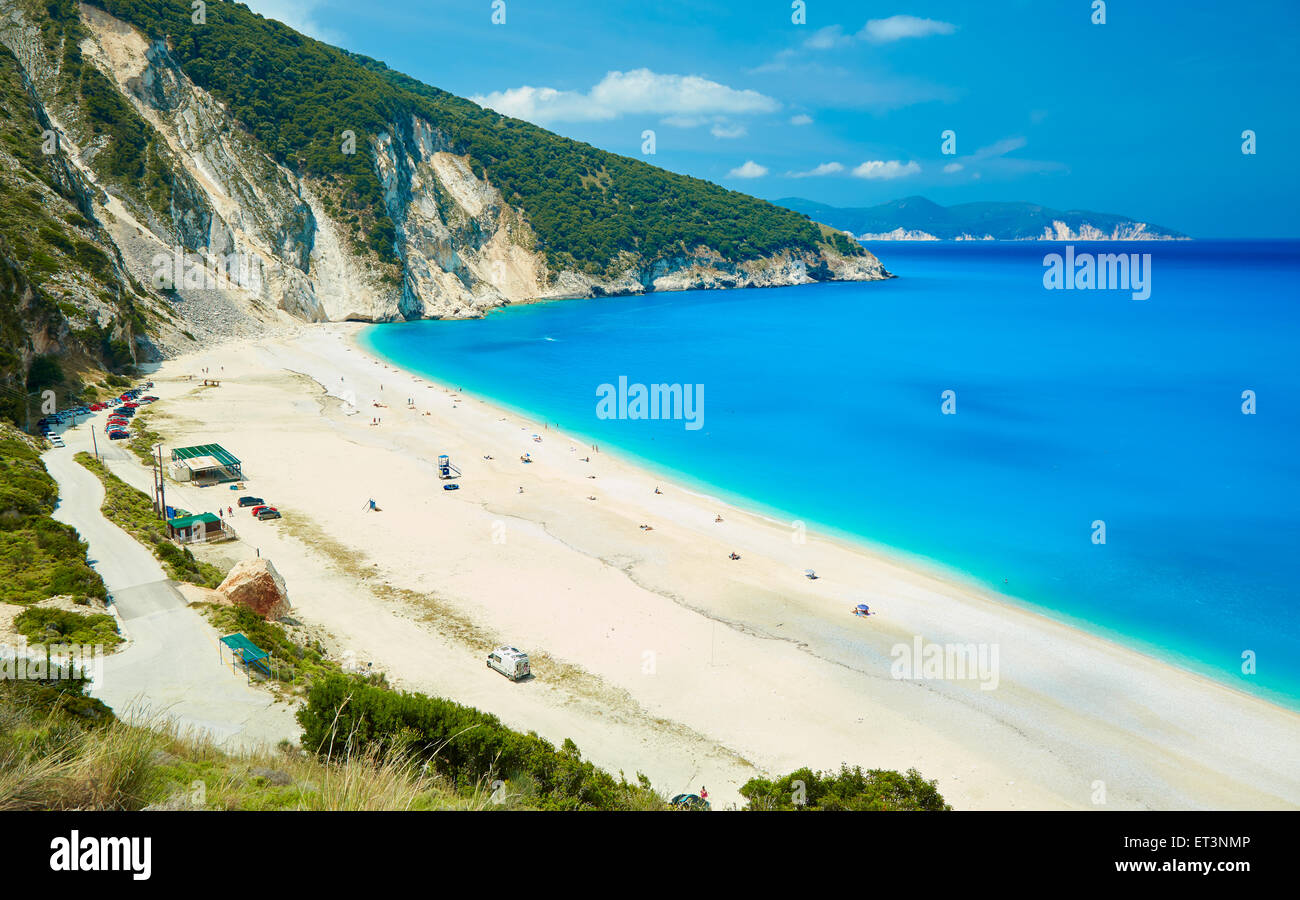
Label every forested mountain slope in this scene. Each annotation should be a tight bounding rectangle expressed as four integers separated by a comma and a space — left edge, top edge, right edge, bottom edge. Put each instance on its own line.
0, 0, 887, 420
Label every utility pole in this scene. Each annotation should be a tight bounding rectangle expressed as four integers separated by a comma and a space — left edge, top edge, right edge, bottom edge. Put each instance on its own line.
91, 425, 99, 462
154, 443, 167, 520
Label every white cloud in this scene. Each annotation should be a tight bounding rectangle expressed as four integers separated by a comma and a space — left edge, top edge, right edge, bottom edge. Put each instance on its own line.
472, 69, 779, 125
852, 160, 921, 180
472, 85, 613, 123
728, 160, 769, 179
789, 162, 845, 178
710, 122, 748, 139
860, 15, 957, 43
972, 136, 1028, 159
942, 136, 1065, 178
790, 114, 814, 126
804, 25, 850, 50
242, 0, 337, 42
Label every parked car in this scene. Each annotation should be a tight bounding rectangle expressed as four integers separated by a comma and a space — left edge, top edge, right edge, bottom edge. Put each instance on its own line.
107, 430, 130, 440
250, 505, 273, 516
256, 508, 281, 520
487, 647, 531, 682
237, 496, 264, 507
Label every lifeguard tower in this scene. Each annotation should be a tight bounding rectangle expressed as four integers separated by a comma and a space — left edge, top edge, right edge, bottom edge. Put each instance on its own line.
437, 454, 462, 480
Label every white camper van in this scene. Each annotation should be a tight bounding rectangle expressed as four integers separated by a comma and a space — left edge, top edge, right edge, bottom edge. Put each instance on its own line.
487, 646, 530, 682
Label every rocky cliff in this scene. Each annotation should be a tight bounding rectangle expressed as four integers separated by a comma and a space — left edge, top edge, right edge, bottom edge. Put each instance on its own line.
0, 0, 888, 373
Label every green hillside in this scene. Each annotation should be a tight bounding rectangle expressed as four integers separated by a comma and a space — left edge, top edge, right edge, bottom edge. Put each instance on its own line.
87, 0, 854, 274
0, 39, 152, 410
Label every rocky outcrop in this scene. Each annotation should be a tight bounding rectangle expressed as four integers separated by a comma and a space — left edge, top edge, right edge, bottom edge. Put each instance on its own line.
215, 558, 292, 621
1037, 220, 1180, 241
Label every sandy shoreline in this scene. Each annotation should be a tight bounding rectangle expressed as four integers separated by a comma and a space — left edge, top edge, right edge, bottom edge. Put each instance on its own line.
104, 322, 1300, 810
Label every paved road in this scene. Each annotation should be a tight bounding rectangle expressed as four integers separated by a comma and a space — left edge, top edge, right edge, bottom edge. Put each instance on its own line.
41, 423, 298, 752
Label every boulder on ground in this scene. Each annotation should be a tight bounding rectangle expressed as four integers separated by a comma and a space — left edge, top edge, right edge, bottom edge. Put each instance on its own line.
216, 557, 292, 620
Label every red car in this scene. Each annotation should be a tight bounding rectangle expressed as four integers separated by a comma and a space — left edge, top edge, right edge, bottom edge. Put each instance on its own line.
121, 401, 139, 409
250, 505, 273, 516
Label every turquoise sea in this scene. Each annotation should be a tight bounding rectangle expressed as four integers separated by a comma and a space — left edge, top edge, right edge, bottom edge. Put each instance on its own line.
363, 240, 1300, 708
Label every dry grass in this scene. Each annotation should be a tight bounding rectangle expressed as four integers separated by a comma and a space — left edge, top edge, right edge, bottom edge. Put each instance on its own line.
0, 686, 519, 811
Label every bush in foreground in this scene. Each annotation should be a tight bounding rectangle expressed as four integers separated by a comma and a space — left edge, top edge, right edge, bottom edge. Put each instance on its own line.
298, 674, 665, 810
740, 764, 951, 811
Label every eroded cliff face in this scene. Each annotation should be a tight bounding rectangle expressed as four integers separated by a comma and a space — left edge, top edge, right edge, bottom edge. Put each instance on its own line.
374, 117, 545, 319
78, 4, 332, 323
1, 2, 889, 360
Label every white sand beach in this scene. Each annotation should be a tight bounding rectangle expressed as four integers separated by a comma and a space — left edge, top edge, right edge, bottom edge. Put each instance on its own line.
93, 323, 1300, 810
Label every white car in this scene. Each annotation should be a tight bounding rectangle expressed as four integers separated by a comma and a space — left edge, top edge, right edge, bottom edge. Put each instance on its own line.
487, 646, 530, 682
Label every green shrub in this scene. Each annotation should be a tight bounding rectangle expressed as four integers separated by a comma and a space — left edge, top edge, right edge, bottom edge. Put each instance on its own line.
25, 354, 63, 390
739, 764, 951, 811
298, 674, 664, 810
204, 604, 363, 690
0, 428, 106, 605
13, 607, 122, 649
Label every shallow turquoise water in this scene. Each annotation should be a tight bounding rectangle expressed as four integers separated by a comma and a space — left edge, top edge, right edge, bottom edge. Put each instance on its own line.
363, 240, 1300, 708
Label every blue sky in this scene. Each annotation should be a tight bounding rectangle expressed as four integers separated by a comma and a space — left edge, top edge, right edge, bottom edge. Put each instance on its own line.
245, 1, 1299, 237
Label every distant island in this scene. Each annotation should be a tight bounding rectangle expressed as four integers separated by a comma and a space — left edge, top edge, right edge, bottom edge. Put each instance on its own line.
780, 196, 1188, 241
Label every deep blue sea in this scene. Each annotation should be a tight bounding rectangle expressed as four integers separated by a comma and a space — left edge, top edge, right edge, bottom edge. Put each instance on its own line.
363, 240, 1300, 708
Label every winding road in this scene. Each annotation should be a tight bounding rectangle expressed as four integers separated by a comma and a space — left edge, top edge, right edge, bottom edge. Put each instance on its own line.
41, 421, 297, 752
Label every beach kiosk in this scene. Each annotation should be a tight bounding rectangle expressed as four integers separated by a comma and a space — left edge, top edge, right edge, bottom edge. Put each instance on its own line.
170, 443, 243, 485
167, 512, 235, 544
